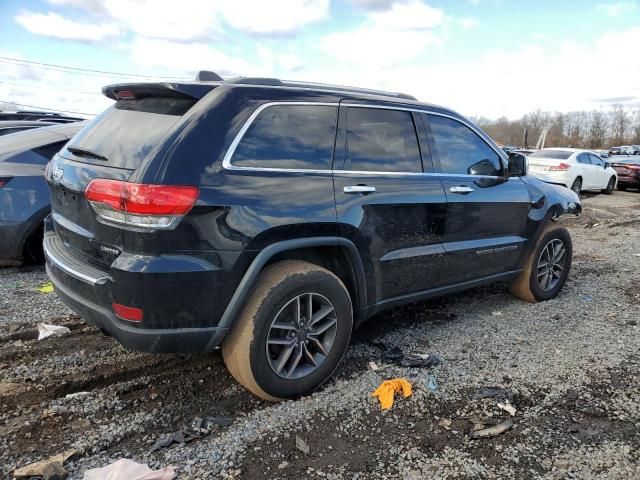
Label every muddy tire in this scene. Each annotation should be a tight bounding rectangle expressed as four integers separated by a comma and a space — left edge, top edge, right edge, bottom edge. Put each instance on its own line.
222, 260, 352, 401
509, 223, 572, 303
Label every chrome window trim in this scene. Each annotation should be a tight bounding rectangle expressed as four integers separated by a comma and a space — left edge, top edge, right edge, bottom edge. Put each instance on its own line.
222, 101, 507, 179
221, 101, 339, 173
340, 103, 509, 167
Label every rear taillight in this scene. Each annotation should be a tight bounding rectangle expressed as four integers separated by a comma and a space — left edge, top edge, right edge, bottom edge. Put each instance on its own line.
0, 177, 12, 187
548, 162, 570, 171
85, 179, 199, 229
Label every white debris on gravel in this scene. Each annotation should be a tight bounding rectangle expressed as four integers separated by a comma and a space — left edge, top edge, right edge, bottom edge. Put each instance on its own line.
0, 267, 71, 335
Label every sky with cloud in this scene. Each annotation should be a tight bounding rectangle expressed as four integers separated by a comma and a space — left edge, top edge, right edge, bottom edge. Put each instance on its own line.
1, 0, 639, 119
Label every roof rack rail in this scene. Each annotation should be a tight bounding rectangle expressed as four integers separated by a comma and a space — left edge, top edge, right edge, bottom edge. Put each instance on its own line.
282, 80, 417, 101
221, 76, 417, 101
226, 77, 283, 86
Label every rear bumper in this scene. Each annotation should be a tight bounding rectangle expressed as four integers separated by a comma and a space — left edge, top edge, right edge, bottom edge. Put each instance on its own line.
44, 229, 231, 353
616, 175, 640, 187
527, 171, 570, 188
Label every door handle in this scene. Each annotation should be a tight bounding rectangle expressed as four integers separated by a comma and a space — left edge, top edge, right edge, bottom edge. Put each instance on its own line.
449, 186, 474, 194
344, 185, 376, 194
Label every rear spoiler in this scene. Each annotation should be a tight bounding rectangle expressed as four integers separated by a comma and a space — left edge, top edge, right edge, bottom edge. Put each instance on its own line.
102, 82, 218, 101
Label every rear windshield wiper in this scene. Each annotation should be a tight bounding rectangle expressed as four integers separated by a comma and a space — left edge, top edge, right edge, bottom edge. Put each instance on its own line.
67, 146, 109, 162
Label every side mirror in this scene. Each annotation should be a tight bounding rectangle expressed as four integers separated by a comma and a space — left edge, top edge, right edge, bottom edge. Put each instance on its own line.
508, 153, 527, 177
604, 162, 611, 169
468, 158, 500, 176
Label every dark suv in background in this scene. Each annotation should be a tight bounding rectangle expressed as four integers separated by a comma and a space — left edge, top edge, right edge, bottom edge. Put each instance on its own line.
44, 74, 581, 400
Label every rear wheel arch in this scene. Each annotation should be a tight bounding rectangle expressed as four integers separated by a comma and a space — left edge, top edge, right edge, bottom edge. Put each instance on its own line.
212, 237, 367, 343
265, 244, 365, 319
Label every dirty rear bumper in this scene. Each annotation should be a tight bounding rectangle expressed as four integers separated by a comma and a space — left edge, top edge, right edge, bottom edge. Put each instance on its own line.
43, 226, 229, 353
46, 259, 228, 352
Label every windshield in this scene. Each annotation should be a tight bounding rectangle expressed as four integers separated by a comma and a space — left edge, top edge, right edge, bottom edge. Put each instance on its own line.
63, 97, 195, 170
528, 150, 573, 160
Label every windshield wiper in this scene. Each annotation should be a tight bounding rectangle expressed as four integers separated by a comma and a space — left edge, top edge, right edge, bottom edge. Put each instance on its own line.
67, 146, 109, 162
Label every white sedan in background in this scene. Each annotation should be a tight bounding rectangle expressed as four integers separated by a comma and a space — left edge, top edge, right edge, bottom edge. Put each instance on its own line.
527, 148, 618, 195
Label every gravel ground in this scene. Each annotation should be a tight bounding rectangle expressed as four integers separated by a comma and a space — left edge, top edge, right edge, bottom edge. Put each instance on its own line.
1, 191, 639, 479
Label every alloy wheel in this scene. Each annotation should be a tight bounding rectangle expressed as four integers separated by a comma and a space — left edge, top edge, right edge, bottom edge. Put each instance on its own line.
536, 238, 567, 291
266, 293, 338, 380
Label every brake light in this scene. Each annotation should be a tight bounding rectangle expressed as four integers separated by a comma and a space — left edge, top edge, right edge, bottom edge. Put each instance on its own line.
85, 179, 199, 229
0, 177, 12, 187
548, 162, 570, 171
112, 303, 143, 322
115, 90, 135, 100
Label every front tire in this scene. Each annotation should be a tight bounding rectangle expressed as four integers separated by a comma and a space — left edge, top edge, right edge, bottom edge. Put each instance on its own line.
222, 260, 353, 401
509, 223, 572, 303
602, 176, 616, 195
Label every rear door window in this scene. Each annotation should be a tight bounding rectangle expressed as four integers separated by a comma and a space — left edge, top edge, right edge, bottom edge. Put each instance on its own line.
345, 107, 422, 173
426, 114, 503, 176
231, 104, 337, 170
63, 97, 195, 170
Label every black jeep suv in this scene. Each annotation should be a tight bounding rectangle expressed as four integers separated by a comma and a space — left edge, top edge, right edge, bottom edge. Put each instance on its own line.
44, 75, 581, 400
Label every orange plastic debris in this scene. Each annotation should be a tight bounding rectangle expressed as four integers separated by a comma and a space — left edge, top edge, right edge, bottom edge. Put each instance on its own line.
372, 378, 413, 410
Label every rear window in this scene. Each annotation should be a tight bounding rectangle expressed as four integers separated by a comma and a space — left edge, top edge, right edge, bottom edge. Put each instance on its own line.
0, 127, 37, 137
231, 104, 337, 170
63, 97, 194, 170
529, 150, 573, 160
0, 129, 66, 159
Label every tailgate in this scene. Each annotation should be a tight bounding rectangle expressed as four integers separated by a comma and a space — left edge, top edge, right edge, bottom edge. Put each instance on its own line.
48, 158, 131, 269
46, 92, 200, 269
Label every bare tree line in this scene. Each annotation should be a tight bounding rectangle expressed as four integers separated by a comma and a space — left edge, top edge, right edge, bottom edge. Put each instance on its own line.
473, 105, 640, 149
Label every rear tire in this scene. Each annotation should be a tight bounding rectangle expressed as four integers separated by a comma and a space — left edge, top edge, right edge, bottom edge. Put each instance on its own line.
509, 223, 572, 303
222, 260, 352, 401
570, 177, 582, 196
602, 176, 616, 195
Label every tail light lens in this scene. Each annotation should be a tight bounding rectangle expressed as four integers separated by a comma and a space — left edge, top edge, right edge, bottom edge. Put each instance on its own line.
85, 179, 199, 229
0, 177, 13, 187
548, 162, 570, 171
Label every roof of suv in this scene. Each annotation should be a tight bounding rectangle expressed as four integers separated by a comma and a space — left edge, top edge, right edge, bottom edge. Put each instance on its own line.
102, 73, 456, 117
